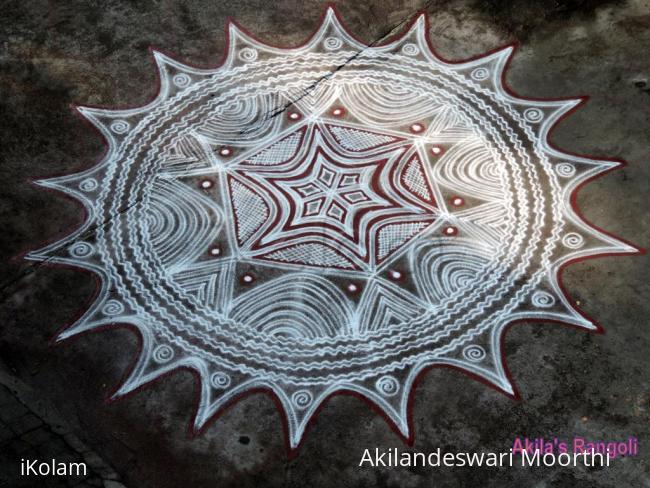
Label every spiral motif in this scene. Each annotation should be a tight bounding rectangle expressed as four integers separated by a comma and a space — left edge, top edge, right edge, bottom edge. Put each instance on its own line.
238, 48, 258, 62
462, 345, 486, 363
323, 37, 342, 51
556, 162, 576, 178
153, 345, 174, 363
532, 291, 555, 308
562, 232, 584, 249
210, 372, 231, 389
110, 120, 130, 134
401, 43, 420, 56
102, 299, 124, 316
375, 375, 399, 397
79, 178, 98, 192
523, 108, 544, 122
291, 390, 313, 410
470, 67, 489, 81
68, 242, 94, 258
173, 73, 191, 88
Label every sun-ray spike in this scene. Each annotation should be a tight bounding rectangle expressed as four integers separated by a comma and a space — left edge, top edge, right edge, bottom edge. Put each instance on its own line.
24, 242, 66, 264
110, 331, 155, 399
488, 324, 525, 395
352, 372, 411, 440
76, 104, 145, 144
54, 292, 141, 343
25, 232, 102, 272
223, 20, 283, 67
446, 44, 515, 92
484, 330, 515, 395
374, 12, 427, 54
538, 97, 584, 136
553, 159, 619, 199
501, 98, 585, 138
468, 339, 516, 397
516, 276, 597, 330
576, 158, 624, 180
270, 383, 334, 449
309, 5, 366, 52
501, 273, 605, 332
55, 319, 100, 342
25, 232, 93, 264
551, 290, 599, 330
593, 232, 640, 255
534, 99, 585, 139
150, 49, 197, 101
546, 145, 622, 170
110, 333, 189, 400
31, 168, 105, 210
150, 49, 211, 96
191, 368, 258, 433
557, 218, 640, 261
192, 366, 219, 433
320, 5, 351, 39
548, 158, 642, 258
56, 311, 141, 342
75, 106, 119, 139
428, 328, 515, 397
150, 49, 189, 73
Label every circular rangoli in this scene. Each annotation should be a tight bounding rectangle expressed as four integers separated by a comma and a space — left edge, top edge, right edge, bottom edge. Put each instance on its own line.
28, 7, 640, 449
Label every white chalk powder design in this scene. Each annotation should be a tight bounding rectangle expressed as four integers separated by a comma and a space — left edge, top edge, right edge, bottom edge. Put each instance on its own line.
28, 7, 640, 449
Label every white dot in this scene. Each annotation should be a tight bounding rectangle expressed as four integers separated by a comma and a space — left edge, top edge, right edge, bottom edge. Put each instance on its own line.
243, 274, 254, 283
410, 123, 424, 133
347, 283, 358, 293
289, 112, 300, 120
452, 197, 463, 206
431, 146, 443, 155
390, 270, 402, 280
332, 108, 343, 116
219, 147, 232, 157
209, 247, 221, 256
200, 180, 213, 189
445, 226, 457, 235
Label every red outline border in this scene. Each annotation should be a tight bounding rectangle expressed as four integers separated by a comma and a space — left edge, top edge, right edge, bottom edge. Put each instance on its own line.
23, 3, 646, 458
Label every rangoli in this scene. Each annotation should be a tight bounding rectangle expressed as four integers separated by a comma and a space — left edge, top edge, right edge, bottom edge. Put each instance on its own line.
28, 6, 641, 449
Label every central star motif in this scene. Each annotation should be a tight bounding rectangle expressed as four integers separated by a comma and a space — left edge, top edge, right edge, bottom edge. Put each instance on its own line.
273, 147, 394, 240
227, 123, 438, 271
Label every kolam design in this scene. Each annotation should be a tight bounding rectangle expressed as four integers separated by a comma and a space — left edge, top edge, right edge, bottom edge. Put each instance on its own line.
28, 7, 640, 449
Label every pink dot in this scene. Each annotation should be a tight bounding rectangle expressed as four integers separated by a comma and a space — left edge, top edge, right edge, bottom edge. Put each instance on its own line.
200, 179, 213, 189
443, 226, 458, 236
410, 123, 424, 134
451, 197, 464, 206
219, 147, 232, 157
332, 107, 345, 117
431, 146, 444, 155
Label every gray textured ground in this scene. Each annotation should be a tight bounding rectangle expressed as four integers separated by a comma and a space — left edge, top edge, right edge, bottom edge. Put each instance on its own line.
1, 0, 649, 487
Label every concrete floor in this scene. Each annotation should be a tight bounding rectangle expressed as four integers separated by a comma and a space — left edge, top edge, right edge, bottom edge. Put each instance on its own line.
1, 0, 649, 486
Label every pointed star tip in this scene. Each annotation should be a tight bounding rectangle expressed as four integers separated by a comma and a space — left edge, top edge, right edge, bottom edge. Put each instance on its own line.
53, 329, 74, 343
75, 105, 93, 116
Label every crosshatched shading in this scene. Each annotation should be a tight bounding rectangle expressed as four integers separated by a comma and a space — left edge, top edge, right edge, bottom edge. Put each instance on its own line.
27, 6, 640, 449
